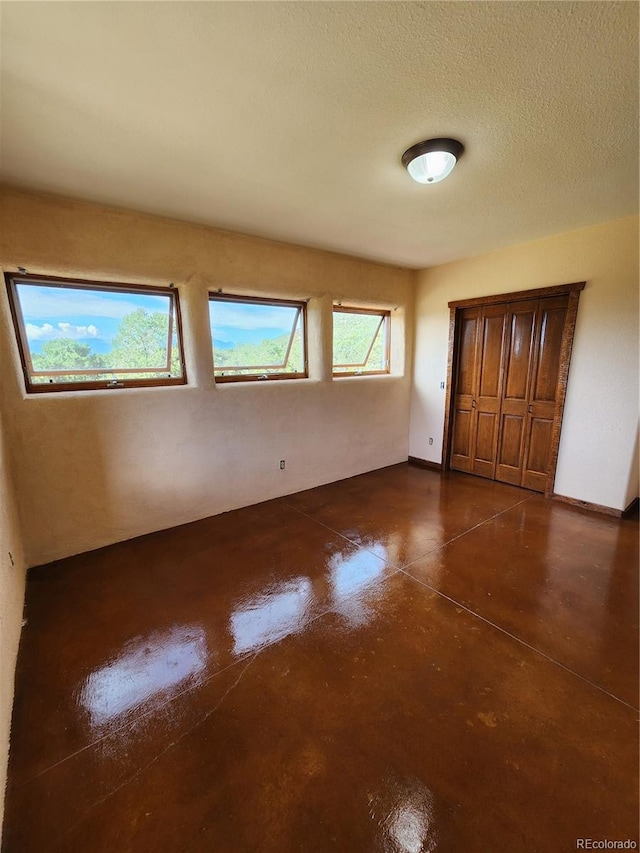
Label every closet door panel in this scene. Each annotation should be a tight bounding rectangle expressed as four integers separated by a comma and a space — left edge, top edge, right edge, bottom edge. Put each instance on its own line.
533, 301, 567, 402
522, 418, 554, 491
504, 302, 537, 400
521, 295, 569, 491
500, 413, 524, 466
450, 308, 480, 472
475, 412, 497, 464
495, 300, 537, 485
457, 311, 478, 396
477, 313, 505, 398
472, 305, 507, 479
452, 410, 472, 462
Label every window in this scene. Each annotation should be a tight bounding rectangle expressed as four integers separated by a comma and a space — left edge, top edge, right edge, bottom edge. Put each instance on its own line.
209, 293, 307, 382
333, 306, 390, 376
5, 273, 186, 393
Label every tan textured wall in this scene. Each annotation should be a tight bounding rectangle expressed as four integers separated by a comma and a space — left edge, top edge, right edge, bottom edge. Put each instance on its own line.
0, 389, 26, 833
0, 188, 415, 567
410, 215, 639, 511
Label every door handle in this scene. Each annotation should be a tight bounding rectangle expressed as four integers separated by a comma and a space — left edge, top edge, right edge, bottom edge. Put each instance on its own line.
471, 399, 476, 408
528, 404, 533, 414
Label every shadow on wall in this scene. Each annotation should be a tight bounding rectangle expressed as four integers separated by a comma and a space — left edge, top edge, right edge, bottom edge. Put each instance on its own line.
0, 400, 27, 834
624, 426, 639, 507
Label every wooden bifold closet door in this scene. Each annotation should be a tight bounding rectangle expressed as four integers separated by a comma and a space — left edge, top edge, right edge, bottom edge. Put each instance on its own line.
449, 290, 576, 493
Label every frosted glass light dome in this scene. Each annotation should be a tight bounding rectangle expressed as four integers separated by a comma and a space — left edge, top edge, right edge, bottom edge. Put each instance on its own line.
402, 138, 464, 185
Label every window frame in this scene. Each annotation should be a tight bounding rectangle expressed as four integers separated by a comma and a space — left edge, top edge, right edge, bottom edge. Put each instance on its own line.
209, 292, 308, 383
5, 272, 187, 393
332, 305, 391, 377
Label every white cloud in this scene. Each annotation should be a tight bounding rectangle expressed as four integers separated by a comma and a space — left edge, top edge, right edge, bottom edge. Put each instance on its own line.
26, 322, 100, 341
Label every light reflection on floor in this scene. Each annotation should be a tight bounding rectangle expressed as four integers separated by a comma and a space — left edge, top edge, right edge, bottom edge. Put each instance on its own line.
230, 577, 314, 655
330, 548, 388, 626
231, 548, 390, 653
330, 548, 387, 599
80, 624, 209, 728
370, 773, 437, 853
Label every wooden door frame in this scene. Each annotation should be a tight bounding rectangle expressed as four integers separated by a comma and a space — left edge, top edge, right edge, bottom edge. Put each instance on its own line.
442, 281, 585, 496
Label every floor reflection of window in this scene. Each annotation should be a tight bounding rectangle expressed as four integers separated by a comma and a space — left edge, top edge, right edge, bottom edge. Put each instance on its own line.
330, 550, 386, 599
81, 624, 208, 727
230, 578, 313, 655
329, 550, 387, 628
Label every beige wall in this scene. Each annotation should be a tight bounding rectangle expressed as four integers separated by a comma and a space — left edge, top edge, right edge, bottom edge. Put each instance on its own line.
410, 215, 639, 512
0, 188, 415, 567
0, 393, 26, 832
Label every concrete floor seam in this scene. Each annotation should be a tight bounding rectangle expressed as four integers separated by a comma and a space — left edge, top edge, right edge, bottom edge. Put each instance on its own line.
17, 651, 261, 789
16, 563, 405, 790
398, 493, 537, 573
55, 653, 263, 847
397, 567, 639, 713
282, 491, 536, 573
279, 499, 396, 566
20, 564, 412, 810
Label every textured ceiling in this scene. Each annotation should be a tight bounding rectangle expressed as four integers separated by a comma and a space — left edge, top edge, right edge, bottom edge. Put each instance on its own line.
0, 1, 637, 268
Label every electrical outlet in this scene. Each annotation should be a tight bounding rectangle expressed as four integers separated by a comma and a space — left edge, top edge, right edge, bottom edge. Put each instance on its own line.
428, 438, 433, 446
440, 381, 445, 389
279, 460, 285, 470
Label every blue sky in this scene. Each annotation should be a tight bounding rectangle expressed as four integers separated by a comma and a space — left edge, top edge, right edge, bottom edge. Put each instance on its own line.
17, 284, 171, 353
209, 301, 299, 348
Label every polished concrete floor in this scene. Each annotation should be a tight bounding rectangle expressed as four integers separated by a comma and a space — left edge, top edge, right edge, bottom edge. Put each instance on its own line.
3, 464, 638, 852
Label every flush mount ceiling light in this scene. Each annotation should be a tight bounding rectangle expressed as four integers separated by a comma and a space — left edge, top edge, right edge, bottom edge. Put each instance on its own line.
401, 138, 464, 184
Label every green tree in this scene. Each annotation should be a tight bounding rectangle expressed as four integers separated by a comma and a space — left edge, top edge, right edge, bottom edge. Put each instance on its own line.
332, 313, 384, 370
32, 339, 103, 370
31, 339, 106, 383
214, 331, 304, 375
29, 309, 183, 385
110, 309, 182, 376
